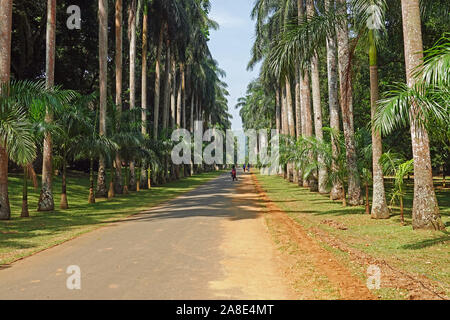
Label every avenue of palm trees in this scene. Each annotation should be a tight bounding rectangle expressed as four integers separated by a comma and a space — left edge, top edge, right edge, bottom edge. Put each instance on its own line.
0, 0, 448, 234
0, 0, 231, 220
238, 0, 448, 230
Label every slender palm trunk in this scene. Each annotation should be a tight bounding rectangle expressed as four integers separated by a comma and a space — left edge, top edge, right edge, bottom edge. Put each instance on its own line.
326, 0, 344, 200
0, 0, 12, 220
171, 57, 176, 129
335, 0, 361, 205
128, 0, 137, 192
161, 38, 171, 184
307, 0, 327, 194
123, 163, 129, 194
401, 0, 444, 230
96, 0, 108, 198
140, 3, 148, 189
21, 168, 29, 218
281, 84, 288, 179
163, 40, 171, 130
60, 150, 68, 209
275, 87, 281, 133
88, 158, 95, 204
286, 77, 295, 182
152, 23, 164, 186
108, 166, 115, 199
294, 67, 301, 185
153, 22, 164, 139
365, 182, 370, 214
39, 0, 56, 211
170, 58, 177, 181
181, 63, 186, 129
176, 65, 183, 127
369, 30, 389, 219
298, 0, 313, 188
113, 0, 123, 195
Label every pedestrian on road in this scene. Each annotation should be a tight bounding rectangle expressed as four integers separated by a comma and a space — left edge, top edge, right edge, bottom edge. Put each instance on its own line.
231, 166, 238, 181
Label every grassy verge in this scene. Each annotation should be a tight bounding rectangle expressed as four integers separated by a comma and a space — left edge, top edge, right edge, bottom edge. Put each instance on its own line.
0, 170, 224, 265
255, 173, 449, 299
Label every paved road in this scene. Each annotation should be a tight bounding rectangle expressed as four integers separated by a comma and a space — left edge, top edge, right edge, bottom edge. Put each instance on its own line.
0, 170, 292, 300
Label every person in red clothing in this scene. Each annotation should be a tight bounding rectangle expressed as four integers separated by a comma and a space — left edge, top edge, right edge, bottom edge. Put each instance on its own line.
231, 165, 237, 181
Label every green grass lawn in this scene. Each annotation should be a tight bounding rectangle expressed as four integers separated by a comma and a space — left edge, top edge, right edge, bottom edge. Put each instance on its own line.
0, 170, 223, 265
255, 173, 449, 299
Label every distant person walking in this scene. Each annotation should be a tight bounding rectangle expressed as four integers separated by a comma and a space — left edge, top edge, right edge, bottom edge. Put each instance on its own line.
231, 165, 238, 181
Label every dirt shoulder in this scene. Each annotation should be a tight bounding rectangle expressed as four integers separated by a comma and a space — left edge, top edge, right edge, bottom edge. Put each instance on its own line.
252, 172, 448, 300
248, 173, 376, 300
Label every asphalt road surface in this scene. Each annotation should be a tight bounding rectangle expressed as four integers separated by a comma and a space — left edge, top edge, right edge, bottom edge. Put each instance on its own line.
0, 170, 293, 300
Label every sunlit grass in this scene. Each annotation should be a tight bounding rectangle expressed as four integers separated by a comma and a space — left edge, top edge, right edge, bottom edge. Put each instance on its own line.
0, 170, 223, 265
256, 173, 449, 299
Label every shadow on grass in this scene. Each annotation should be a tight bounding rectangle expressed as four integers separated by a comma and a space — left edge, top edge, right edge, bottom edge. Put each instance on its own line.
401, 233, 450, 250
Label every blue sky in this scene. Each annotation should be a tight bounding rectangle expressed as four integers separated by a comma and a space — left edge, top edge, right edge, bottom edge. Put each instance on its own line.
208, 0, 261, 131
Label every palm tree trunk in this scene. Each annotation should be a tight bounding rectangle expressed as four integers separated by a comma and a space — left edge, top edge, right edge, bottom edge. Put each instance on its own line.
153, 22, 164, 140
307, 0, 327, 194
176, 65, 183, 127
123, 163, 129, 194
294, 67, 301, 185
171, 56, 176, 129
139, 2, 148, 189
298, 0, 313, 188
88, 158, 96, 204
114, 0, 123, 195
365, 182, 370, 215
163, 39, 171, 130
128, 0, 137, 192
162, 38, 171, 184
21, 168, 29, 218
281, 84, 288, 179
400, 0, 444, 230
0, 0, 12, 220
38, 0, 57, 211
60, 150, 69, 209
96, 0, 108, 198
335, 0, 361, 205
181, 63, 186, 129
286, 77, 295, 182
108, 166, 115, 199
369, 30, 389, 219
275, 87, 281, 133
326, 0, 344, 200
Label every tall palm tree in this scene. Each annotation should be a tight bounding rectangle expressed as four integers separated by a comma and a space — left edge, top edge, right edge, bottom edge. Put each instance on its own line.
351, 0, 390, 218
38, 0, 57, 212
399, 0, 444, 230
325, 0, 344, 200
335, 0, 362, 205
297, 0, 314, 188
368, 28, 389, 219
128, 0, 137, 191
140, 0, 149, 189
96, 0, 108, 198
0, 0, 13, 220
0, 80, 74, 219
307, 0, 327, 193
114, 0, 124, 195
